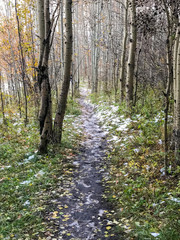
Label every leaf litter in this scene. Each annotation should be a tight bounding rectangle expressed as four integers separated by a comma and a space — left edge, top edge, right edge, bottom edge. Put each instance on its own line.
45, 89, 120, 240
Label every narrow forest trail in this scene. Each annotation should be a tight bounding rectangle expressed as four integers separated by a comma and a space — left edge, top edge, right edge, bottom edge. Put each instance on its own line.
49, 89, 120, 240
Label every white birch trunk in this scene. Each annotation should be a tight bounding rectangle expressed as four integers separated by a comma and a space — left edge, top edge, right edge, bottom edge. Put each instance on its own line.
126, 0, 137, 107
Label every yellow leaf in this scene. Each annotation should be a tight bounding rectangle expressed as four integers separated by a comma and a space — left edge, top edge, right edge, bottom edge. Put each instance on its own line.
106, 226, 112, 230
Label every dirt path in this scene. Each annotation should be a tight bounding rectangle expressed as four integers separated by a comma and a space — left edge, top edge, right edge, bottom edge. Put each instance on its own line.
49, 92, 119, 240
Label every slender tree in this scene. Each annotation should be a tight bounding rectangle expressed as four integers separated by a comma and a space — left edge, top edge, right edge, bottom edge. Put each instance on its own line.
37, 0, 52, 153
0, 72, 5, 124
15, 0, 28, 125
174, 23, 180, 165
54, 0, 73, 143
120, 0, 128, 103
126, 0, 137, 107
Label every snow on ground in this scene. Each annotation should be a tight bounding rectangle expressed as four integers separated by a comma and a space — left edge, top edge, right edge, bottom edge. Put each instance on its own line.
93, 100, 164, 148
94, 102, 136, 144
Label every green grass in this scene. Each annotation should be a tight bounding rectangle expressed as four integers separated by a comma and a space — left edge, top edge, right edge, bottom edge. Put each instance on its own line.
0, 98, 82, 239
91, 89, 180, 240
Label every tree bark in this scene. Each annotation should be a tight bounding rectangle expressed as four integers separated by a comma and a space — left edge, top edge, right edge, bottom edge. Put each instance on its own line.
0, 72, 5, 124
162, 0, 174, 174
120, 0, 128, 103
126, 0, 137, 108
15, 0, 28, 125
38, 0, 52, 154
174, 24, 180, 165
54, 0, 73, 143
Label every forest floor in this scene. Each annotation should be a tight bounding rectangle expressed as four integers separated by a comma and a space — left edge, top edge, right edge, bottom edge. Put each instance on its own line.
1, 86, 180, 240
45, 89, 121, 240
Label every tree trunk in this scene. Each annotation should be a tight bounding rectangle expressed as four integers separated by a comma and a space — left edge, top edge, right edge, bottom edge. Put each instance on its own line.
162, 0, 174, 174
0, 72, 5, 124
126, 0, 137, 108
174, 25, 180, 165
38, 0, 52, 154
15, 0, 28, 125
54, 0, 73, 143
60, 0, 65, 82
120, 0, 128, 103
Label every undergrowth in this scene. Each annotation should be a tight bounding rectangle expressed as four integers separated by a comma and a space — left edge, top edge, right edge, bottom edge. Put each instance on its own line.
0, 98, 82, 240
91, 90, 180, 240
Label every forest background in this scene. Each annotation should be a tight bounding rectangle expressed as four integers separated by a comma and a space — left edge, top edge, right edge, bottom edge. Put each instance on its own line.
0, 0, 180, 239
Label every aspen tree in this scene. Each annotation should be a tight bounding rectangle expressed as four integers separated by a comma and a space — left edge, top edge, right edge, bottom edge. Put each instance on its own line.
174, 24, 180, 165
60, 0, 65, 82
54, 0, 73, 143
0, 72, 5, 124
38, 0, 52, 153
120, 0, 128, 103
126, 0, 137, 107
15, 0, 28, 125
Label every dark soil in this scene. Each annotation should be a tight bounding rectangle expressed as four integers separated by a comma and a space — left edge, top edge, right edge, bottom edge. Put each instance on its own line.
45, 93, 121, 240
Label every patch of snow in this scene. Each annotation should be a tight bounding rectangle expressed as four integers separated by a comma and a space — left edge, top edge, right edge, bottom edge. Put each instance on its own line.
98, 209, 105, 217
116, 124, 128, 132
0, 165, 11, 170
123, 136, 130, 142
154, 118, 160, 123
145, 165, 150, 171
73, 161, 80, 166
108, 136, 119, 142
120, 143, 125, 147
111, 118, 121, 125
23, 154, 35, 164
151, 233, 160, 237
17, 162, 23, 166
23, 200, 30, 206
133, 148, 140, 153
168, 165, 172, 171
20, 180, 32, 185
17, 128, 21, 134
28, 155, 35, 161
111, 105, 119, 112
170, 197, 180, 203
34, 170, 45, 178
160, 167, 165, 173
